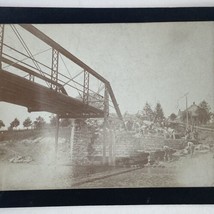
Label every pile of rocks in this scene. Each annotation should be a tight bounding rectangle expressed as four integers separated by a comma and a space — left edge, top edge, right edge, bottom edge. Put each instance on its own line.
9, 155, 33, 163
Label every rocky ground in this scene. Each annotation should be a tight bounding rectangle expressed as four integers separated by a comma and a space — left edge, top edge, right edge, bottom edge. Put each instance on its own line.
76, 152, 214, 188
0, 131, 213, 190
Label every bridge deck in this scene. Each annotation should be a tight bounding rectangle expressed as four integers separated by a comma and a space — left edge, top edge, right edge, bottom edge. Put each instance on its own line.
0, 70, 104, 118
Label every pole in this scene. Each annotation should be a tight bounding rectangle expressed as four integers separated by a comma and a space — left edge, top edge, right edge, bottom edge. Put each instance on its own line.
103, 84, 109, 165
111, 129, 116, 166
108, 129, 113, 166
186, 94, 188, 128
103, 127, 107, 165
70, 119, 75, 161
55, 114, 59, 163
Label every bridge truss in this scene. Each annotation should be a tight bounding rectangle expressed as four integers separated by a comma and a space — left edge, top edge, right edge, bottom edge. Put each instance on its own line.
0, 24, 123, 120
0, 24, 123, 165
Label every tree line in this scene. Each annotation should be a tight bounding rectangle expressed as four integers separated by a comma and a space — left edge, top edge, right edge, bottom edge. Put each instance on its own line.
0, 100, 213, 131
136, 102, 165, 123
136, 100, 213, 125
0, 115, 73, 131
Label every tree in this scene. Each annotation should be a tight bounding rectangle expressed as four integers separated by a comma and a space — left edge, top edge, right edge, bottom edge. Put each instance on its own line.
154, 102, 165, 123
49, 116, 73, 128
197, 100, 211, 124
49, 115, 57, 127
0, 120, 5, 129
169, 113, 177, 121
10, 118, 20, 130
23, 117, 32, 129
33, 116, 46, 129
139, 102, 154, 121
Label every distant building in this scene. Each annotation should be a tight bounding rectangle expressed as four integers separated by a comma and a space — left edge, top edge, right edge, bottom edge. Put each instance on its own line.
177, 102, 201, 125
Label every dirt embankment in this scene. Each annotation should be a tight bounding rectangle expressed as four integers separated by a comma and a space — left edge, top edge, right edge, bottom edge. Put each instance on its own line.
0, 129, 213, 190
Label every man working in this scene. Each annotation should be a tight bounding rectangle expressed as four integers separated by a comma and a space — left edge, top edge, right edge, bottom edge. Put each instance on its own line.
187, 141, 195, 157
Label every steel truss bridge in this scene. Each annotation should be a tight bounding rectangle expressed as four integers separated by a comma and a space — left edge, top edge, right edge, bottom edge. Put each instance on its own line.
0, 24, 123, 120
0, 24, 123, 165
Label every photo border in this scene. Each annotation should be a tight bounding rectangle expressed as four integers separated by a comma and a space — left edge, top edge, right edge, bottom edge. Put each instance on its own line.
0, 7, 214, 207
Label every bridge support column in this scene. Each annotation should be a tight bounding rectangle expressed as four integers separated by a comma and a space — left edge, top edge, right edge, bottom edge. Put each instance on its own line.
109, 129, 116, 166
69, 119, 75, 161
55, 114, 59, 163
0, 24, 4, 69
112, 131, 116, 166
103, 84, 109, 165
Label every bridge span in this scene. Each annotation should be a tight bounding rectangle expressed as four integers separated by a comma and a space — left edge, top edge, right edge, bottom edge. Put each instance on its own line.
0, 24, 123, 165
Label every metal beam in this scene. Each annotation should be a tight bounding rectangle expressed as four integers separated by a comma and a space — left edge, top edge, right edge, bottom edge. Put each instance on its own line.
20, 24, 109, 84
106, 83, 123, 120
103, 84, 110, 165
51, 48, 59, 91
0, 56, 67, 95
59, 112, 104, 119
104, 84, 109, 120
0, 24, 4, 69
83, 70, 89, 105
0, 70, 104, 117
19, 24, 123, 121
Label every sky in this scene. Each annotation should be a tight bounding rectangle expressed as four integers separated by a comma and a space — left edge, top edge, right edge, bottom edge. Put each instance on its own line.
0, 22, 214, 128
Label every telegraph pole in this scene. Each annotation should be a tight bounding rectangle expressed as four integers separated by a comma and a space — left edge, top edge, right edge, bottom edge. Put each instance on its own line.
185, 93, 189, 128
103, 84, 109, 165
55, 114, 59, 164
177, 92, 189, 128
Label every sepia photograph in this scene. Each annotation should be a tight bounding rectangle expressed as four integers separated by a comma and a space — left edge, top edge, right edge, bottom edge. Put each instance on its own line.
0, 22, 213, 191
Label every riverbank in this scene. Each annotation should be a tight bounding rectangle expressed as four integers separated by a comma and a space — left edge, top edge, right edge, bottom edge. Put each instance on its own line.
0, 147, 213, 190
75, 151, 214, 188
0, 131, 213, 190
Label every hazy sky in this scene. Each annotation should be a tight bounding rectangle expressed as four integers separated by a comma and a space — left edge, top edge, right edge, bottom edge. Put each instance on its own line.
0, 22, 214, 128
